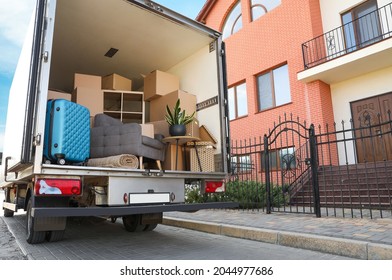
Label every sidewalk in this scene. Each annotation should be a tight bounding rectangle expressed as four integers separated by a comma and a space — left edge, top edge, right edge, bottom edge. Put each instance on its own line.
0, 217, 26, 260
163, 209, 392, 260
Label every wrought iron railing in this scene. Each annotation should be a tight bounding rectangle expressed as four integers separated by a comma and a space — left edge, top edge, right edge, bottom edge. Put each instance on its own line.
302, 2, 392, 69
200, 112, 392, 218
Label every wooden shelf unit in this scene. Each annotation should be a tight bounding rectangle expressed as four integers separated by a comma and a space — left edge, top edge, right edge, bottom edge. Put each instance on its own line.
103, 90, 145, 124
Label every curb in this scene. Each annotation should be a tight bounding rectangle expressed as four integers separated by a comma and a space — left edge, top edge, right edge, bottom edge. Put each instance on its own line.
163, 217, 392, 260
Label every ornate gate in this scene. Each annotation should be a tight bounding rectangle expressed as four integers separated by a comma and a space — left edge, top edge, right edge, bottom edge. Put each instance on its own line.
263, 115, 321, 216
226, 113, 392, 218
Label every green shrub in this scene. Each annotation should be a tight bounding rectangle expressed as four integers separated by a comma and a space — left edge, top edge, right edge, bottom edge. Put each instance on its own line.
185, 180, 288, 209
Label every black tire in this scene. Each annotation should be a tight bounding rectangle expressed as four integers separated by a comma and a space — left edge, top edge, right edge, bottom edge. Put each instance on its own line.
46, 230, 65, 242
3, 208, 14, 217
122, 215, 145, 232
26, 200, 46, 244
144, 224, 158, 231
3, 188, 15, 217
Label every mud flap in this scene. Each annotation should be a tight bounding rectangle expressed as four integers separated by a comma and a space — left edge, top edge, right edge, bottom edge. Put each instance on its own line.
141, 213, 163, 225
34, 216, 66, 231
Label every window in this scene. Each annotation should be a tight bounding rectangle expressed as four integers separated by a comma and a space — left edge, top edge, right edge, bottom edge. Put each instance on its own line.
251, 0, 281, 21
231, 155, 253, 173
222, 1, 242, 40
261, 147, 296, 171
228, 82, 248, 120
257, 64, 291, 111
342, 0, 381, 52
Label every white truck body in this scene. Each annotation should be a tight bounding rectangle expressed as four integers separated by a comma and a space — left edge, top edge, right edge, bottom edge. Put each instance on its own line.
0, 0, 234, 243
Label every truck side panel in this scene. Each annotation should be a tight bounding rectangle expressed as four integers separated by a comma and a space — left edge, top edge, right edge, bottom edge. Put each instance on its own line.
1, 11, 36, 182
168, 44, 222, 152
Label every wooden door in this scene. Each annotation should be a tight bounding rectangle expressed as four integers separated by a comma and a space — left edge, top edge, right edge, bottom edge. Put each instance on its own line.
351, 93, 392, 163
378, 93, 392, 158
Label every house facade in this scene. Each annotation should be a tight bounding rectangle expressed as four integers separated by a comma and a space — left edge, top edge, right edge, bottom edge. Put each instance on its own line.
298, 0, 392, 165
197, 0, 392, 166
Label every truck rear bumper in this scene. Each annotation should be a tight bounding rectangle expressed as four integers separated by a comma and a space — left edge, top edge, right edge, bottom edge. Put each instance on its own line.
31, 202, 239, 218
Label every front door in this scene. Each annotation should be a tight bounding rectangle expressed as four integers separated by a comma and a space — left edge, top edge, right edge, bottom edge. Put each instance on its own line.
351, 93, 392, 162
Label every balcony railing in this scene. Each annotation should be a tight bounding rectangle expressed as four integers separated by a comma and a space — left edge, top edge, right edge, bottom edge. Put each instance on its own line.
302, 2, 392, 69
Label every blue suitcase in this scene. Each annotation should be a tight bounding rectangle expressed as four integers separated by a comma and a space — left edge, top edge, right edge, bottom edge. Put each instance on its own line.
44, 99, 90, 165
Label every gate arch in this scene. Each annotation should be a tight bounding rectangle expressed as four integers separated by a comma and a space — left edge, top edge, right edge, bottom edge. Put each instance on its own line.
263, 115, 320, 216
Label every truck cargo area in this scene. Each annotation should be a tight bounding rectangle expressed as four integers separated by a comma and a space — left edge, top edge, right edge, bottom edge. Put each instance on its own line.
41, 0, 228, 176
0, 0, 235, 244
49, 0, 215, 94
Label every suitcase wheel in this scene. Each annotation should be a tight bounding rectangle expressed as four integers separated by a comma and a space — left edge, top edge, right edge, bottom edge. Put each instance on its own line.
55, 154, 66, 165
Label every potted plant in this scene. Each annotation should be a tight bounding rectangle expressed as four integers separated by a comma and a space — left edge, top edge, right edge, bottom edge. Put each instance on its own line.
165, 99, 195, 136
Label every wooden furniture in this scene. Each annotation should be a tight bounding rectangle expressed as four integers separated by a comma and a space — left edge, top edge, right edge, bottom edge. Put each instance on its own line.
103, 90, 144, 124
162, 136, 201, 170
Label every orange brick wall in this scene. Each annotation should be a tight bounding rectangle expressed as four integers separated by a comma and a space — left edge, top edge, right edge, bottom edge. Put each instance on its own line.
202, 0, 334, 142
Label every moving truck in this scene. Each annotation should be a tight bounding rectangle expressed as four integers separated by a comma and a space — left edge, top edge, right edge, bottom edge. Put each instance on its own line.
0, 0, 236, 243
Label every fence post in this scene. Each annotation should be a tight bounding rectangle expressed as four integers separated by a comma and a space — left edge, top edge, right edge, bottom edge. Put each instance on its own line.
264, 134, 271, 214
309, 124, 321, 217
302, 43, 308, 69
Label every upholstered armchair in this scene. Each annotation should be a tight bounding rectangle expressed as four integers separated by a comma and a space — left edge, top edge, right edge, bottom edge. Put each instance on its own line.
90, 114, 165, 169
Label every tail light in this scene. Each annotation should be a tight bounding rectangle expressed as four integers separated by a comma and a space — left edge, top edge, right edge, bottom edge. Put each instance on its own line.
35, 179, 81, 196
205, 180, 225, 193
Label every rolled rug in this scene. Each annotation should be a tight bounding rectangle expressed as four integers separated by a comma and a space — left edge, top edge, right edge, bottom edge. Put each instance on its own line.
87, 154, 139, 169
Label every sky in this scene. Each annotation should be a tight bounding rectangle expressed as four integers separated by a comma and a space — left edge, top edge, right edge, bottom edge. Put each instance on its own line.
0, 0, 207, 153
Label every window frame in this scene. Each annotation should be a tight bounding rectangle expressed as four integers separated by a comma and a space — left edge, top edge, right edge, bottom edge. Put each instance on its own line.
251, 3, 268, 21
250, 0, 281, 22
222, 1, 243, 40
256, 63, 291, 112
261, 147, 296, 172
341, 0, 381, 51
228, 82, 248, 121
231, 154, 253, 174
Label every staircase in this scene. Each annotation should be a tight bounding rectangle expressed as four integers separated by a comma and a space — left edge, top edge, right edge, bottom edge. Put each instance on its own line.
290, 161, 392, 209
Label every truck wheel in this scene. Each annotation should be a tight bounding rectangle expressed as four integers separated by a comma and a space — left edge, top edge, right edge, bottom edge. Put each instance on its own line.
26, 200, 46, 244
3, 208, 14, 217
144, 224, 158, 231
3, 188, 15, 217
46, 230, 65, 242
122, 215, 145, 232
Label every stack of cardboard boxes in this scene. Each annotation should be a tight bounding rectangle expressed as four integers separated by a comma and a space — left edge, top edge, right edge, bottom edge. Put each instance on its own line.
143, 70, 198, 170
72, 73, 133, 117
70, 73, 138, 126
72, 73, 103, 121
48, 70, 217, 172
143, 70, 216, 171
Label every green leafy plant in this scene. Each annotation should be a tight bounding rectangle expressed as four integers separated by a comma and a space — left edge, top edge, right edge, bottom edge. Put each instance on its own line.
185, 180, 289, 209
165, 99, 195, 126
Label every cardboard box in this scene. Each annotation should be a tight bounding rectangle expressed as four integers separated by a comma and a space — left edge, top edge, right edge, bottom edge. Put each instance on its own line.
102, 73, 132, 91
163, 144, 184, 171
149, 90, 197, 122
72, 87, 103, 116
47, 89, 71, 101
144, 70, 180, 101
199, 125, 217, 148
74, 73, 101, 90
185, 118, 199, 138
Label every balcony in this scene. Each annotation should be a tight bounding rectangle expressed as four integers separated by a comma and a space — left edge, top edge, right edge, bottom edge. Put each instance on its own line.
298, 2, 392, 84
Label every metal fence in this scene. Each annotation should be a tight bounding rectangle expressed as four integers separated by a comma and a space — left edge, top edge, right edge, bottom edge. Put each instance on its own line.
201, 113, 392, 219
302, 2, 392, 69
